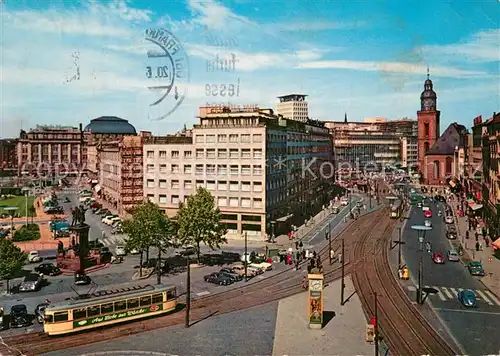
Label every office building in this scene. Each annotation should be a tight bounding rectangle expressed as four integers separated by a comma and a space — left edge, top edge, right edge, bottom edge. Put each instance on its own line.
143, 105, 334, 240
0, 139, 18, 173
276, 94, 309, 122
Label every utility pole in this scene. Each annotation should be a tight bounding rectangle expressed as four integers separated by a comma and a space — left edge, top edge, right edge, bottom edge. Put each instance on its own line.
328, 222, 332, 265
341, 238, 345, 305
417, 253, 423, 304
397, 226, 402, 267
374, 292, 379, 356
185, 255, 191, 328
244, 231, 248, 282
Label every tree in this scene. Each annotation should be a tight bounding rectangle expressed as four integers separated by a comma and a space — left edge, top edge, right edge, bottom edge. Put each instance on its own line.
0, 238, 26, 293
27, 205, 36, 224
176, 187, 227, 263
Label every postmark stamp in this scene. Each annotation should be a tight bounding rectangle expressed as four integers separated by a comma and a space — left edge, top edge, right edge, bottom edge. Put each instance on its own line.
144, 28, 190, 121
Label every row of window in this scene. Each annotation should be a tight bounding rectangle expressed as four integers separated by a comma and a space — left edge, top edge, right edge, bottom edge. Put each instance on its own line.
145, 164, 263, 176
146, 148, 263, 160
148, 194, 263, 208
194, 133, 263, 144
145, 179, 263, 192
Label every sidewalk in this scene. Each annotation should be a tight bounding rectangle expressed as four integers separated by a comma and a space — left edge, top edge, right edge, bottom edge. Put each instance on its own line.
449, 202, 500, 298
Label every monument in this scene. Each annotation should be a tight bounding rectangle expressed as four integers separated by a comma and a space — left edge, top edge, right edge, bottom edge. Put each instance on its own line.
69, 205, 90, 273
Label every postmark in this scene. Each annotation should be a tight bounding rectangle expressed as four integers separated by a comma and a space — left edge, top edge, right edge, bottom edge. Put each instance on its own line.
144, 28, 190, 121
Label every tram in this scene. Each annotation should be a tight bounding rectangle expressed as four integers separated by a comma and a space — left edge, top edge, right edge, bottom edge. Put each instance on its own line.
390, 199, 403, 219
43, 284, 177, 335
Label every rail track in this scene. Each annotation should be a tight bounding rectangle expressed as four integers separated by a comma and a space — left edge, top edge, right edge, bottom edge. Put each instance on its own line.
351, 211, 458, 355
2, 206, 387, 355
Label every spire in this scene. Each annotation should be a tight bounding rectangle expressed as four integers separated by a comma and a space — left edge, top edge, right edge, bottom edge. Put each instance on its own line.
427, 66, 430, 79
344, 112, 347, 123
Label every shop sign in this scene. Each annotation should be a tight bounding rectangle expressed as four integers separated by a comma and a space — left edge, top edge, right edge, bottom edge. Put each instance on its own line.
73, 304, 163, 328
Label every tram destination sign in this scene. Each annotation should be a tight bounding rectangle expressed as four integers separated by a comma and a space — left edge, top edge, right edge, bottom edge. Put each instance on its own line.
73, 304, 163, 328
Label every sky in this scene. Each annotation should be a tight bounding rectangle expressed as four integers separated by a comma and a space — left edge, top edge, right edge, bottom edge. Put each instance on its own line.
0, 0, 499, 138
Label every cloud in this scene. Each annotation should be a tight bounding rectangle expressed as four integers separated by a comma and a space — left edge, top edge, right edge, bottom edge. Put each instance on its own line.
275, 20, 366, 32
419, 29, 500, 63
186, 0, 255, 30
296, 60, 487, 78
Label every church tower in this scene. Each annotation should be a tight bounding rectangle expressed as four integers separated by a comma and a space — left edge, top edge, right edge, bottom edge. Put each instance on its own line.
417, 68, 440, 173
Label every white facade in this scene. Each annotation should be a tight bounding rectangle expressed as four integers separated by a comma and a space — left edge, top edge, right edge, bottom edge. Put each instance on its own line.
276, 94, 309, 122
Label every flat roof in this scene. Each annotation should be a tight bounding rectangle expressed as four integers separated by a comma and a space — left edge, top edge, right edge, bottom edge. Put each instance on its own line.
277, 94, 308, 98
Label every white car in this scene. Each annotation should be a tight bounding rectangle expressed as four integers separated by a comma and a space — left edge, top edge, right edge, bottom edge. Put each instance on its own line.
445, 215, 454, 224
115, 246, 126, 256
424, 220, 432, 227
340, 199, 348, 206
28, 250, 42, 263
129, 248, 140, 255
102, 215, 117, 225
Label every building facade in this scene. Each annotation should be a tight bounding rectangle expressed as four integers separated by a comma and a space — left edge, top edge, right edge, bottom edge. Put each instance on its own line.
0, 139, 18, 173
143, 106, 334, 240
276, 94, 309, 122
17, 125, 85, 175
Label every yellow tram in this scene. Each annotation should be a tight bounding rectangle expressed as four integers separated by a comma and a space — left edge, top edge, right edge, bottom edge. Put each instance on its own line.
43, 284, 177, 335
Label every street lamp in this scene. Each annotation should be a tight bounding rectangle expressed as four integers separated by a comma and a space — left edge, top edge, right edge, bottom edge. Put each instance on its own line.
4, 206, 18, 232
411, 225, 432, 304
21, 187, 30, 226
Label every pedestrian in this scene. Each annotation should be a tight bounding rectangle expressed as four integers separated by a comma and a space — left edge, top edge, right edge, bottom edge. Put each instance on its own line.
475, 231, 479, 241
313, 250, 317, 259
299, 240, 303, 249
466, 230, 469, 240
305, 249, 310, 259
475, 241, 480, 251
330, 249, 335, 263
485, 237, 490, 247
295, 241, 299, 250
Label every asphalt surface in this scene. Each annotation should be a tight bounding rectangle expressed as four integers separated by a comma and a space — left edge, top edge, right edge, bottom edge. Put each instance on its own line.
401, 199, 500, 355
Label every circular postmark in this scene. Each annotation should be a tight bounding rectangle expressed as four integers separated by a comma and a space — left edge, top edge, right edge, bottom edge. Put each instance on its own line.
144, 28, 190, 121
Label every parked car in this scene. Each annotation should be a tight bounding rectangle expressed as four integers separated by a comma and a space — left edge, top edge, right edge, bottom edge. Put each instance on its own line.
74, 272, 92, 285
45, 206, 63, 214
446, 229, 457, 240
447, 249, 460, 262
174, 245, 195, 256
129, 248, 140, 255
10, 305, 30, 328
204, 272, 233, 285
34, 263, 61, 276
424, 220, 432, 227
27, 250, 42, 263
432, 252, 445, 264
102, 215, 117, 224
115, 246, 126, 256
332, 206, 340, 214
35, 303, 49, 323
19, 273, 44, 292
445, 215, 454, 224
458, 289, 477, 307
468, 261, 485, 276
219, 268, 242, 281
340, 198, 348, 206
249, 262, 272, 271
231, 264, 256, 277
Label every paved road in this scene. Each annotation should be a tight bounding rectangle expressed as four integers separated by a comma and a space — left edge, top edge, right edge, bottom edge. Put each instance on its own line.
401, 199, 500, 355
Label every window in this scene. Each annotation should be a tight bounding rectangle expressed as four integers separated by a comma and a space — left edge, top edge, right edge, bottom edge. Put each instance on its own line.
253, 165, 262, 175
229, 134, 238, 143
159, 164, 167, 173
424, 123, 429, 136
159, 151, 167, 158
218, 181, 227, 190
218, 197, 227, 206
73, 308, 86, 320
241, 165, 251, 175
184, 165, 192, 174
206, 149, 216, 159
229, 197, 239, 207
207, 180, 216, 190
159, 195, 167, 204
147, 179, 155, 188
87, 306, 100, 317
171, 180, 179, 189
172, 195, 180, 204
253, 182, 262, 192
206, 164, 216, 175
167, 290, 176, 300
147, 151, 154, 158
101, 303, 114, 314
127, 298, 139, 309
152, 294, 163, 304
242, 182, 251, 191
229, 149, 239, 159
217, 164, 227, 175
159, 179, 167, 188
196, 180, 204, 188
241, 149, 251, 159
218, 149, 227, 159
206, 134, 215, 143
195, 135, 204, 143
241, 198, 251, 207
424, 142, 429, 153
147, 164, 154, 173
171, 151, 179, 158
171, 164, 179, 173
253, 149, 262, 159
184, 150, 192, 158
253, 134, 262, 143
196, 149, 204, 159
218, 134, 227, 143
230, 165, 239, 174
147, 194, 154, 202
230, 181, 239, 191
241, 134, 251, 143
114, 301, 127, 311
184, 180, 192, 189
140, 296, 152, 306
253, 198, 262, 208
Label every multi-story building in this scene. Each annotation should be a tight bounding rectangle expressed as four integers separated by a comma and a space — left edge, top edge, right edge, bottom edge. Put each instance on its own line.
276, 94, 309, 122
0, 139, 18, 173
143, 105, 334, 240
99, 134, 148, 216
325, 117, 418, 171
465, 115, 487, 201
17, 125, 85, 175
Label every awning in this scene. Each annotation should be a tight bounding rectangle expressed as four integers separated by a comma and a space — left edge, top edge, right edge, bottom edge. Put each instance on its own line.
471, 204, 483, 211
94, 184, 101, 192
276, 214, 293, 222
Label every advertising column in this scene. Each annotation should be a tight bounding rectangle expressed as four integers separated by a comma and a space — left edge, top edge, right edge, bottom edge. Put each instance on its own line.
308, 273, 324, 329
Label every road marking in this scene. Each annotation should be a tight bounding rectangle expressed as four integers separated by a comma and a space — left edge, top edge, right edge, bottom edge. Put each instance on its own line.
441, 287, 454, 299
434, 308, 500, 315
476, 290, 494, 305
449, 287, 458, 296
434, 287, 447, 301
484, 290, 500, 306
256, 275, 266, 279
196, 291, 210, 296
407, 285, 416, 292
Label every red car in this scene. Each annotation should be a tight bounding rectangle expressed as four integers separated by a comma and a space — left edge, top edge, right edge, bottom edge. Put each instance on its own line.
424, 210, 432, 218
432, 252, 445, 264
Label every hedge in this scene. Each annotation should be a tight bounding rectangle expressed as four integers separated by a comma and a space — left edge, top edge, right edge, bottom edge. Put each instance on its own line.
12, 224, 41, 242
0, 188, 22, 196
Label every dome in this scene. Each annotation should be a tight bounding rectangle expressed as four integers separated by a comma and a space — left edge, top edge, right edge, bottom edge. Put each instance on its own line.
84, 116, 136, 135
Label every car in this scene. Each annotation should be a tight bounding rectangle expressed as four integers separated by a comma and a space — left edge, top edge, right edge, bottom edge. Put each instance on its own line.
27, 250, 42, 263
468, 261, 485, 276
446, 229, 457, 240
219, 268, 242, 281
204, 272, 233, 285
250, 262, 273, 271
74, 272, 92, 285
19, 273, 44, 292
458, 289, 477, 307
435, 195, 445, 202
445, 215, 454, 224
232, 264, 257, 277
10, 305, 30, 328
332, 207, 340, 214
115, 246, 126, 256
424, 220, 432, 227
340, 198, 348, 206
424, 210, 432, 218
129, 248, 140, 255
35, 303, 49, 323
101, 215, 116, 224
432, 252, 445, 264
100, 246, 111, 255
34, 263, 61, 276
447, 250, 460, 262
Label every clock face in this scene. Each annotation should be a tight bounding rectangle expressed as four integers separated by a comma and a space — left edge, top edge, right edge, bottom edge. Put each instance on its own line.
423, 99, 434, 110
310, 280, 322, 291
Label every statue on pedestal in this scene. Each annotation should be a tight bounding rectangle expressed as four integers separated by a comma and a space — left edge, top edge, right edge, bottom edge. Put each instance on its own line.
71, 206, 86, 226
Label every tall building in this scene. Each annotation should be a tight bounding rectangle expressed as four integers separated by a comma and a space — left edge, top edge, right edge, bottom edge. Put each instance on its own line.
417, 70, 441, 172
17, 125, 85, 175
0, 139, 18, 173
143, 105, 334, 240
276, 94, 309, 122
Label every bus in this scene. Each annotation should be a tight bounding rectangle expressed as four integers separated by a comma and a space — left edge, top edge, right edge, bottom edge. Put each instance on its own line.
390, 199, 403, 219
43, 284, 177, 336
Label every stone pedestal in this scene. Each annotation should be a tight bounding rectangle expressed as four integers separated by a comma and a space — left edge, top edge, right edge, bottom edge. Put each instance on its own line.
69, 223, 90, 273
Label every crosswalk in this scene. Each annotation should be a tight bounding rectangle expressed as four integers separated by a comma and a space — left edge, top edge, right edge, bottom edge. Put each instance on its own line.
100, 234, 127, 247
407, 285, 500, 306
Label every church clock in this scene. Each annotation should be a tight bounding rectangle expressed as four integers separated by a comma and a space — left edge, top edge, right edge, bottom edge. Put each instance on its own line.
422, 98, 435, 111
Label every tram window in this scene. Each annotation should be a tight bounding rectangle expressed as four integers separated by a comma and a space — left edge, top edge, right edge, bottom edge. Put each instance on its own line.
127, 298, 139, 309
44, 314, 54, 323
87, 306, 100, 317
73, 308, 87, 320
152, 294, 163, 304
54, 312, 68, 322
140, 296, 151, 307
167, 290, 176, 300
101, 303, 114, 314
114, 301, 127, 311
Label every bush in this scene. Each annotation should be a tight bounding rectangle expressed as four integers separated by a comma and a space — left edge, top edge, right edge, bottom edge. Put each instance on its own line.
0, 187, 22, 196
12, 224, 41, 242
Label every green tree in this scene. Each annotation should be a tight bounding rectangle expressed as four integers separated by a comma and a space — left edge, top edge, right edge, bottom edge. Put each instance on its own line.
176, 187, 227, 263
0, 238, 27, 293
27, 205, 36, 224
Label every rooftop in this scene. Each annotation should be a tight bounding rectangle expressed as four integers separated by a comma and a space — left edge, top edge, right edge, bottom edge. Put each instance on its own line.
426, 123, 468, 156
84, 116, 136, 135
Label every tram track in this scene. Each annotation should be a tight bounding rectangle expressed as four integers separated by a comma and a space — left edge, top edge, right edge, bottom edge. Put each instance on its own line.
2, 205, 386, 355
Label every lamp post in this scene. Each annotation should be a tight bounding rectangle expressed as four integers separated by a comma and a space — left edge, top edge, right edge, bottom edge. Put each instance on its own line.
340, 238, 345, 305
411, 225, 432, 304
21, 187, 30, 226
185, 254, 191, 328
244, 231, 248, 281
